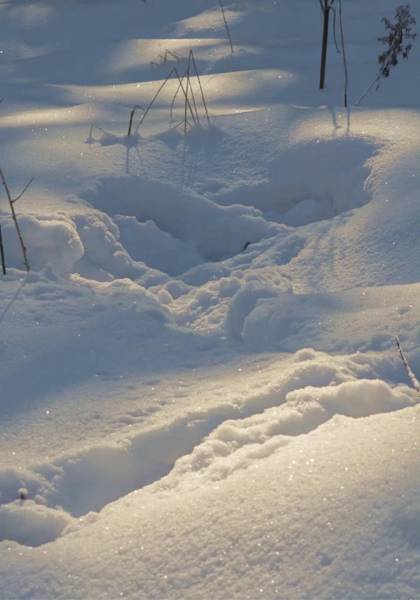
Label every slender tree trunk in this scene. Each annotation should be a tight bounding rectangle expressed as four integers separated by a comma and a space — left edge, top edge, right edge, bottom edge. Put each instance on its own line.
338, 0, 348, 107
319, 6, 331, 89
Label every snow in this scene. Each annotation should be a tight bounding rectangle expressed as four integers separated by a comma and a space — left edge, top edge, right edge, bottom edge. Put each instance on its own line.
1, 214, 84, 276
83, 175, 274, 263
0, 0, 419, 598
0, 502, 72, 548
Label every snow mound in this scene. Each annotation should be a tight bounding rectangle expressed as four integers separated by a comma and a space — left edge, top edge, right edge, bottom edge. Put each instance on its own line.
73, 213, 168, 284
286, 379, 413, 419
237, 291, 328, 348
82, 176, 275, 269
0, 502, 72, 547
0, 211, 169, 283
225, 286, 420, 354
225, 283, 288, 340
0, 214, 83, 276
213, 137, 376, 226
1, 350, 415, 530
164, 379, 415, 488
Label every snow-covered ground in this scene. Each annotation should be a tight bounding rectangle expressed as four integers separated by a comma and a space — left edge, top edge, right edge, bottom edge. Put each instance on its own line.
0, 1, 419, 598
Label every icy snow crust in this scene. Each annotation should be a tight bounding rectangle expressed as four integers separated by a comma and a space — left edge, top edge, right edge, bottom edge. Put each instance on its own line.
0, 0, 419, 598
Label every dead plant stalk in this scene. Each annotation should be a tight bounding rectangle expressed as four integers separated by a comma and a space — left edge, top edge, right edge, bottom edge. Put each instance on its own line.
395, 336, 420, 393
0, 224, 6, 275
219, 0, 234, 54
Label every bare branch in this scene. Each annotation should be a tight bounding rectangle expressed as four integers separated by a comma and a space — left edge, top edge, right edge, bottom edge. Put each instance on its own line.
0, 224, 6, 275
358, 5, 416, 104
189, 50, 211, 125
12, 177, 34, 204
219, 0, 234, 54
135, 68, 177, 134
331, 7, 341, 54
0, 168, 31, 272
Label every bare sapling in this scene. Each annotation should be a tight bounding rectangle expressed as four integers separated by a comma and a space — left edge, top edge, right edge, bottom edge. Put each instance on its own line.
0, 224, 6, 275
395, 336, 420, 393
357, 4, 416, 104
0, 168, 32, 272
219, 0, 234, 54
319, 0, 335, 89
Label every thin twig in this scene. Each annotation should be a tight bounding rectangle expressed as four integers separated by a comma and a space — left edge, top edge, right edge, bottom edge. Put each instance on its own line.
12, 177, 34, 204
219, 0, 234, 54
395, 336, 420, 393
184, 56, 191, 133
189, 50, 211, 125
135, 68, 177, 134
127, 104, 145, 137
151, 49, 180, 68
356, 75, 380, 105
0, 168, 31, 272
172, 67, 197, 125
170, 77, 183, 121
183, 53, 202, 131
187, 62, 201, 125
331, 7, 341, 53
0, 224, 6, 275
132, 57, 209, 136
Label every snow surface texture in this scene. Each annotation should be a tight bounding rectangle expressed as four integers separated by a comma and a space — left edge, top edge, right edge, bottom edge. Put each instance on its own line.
0, 0, 420, 598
